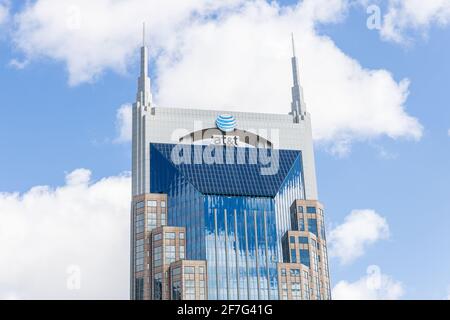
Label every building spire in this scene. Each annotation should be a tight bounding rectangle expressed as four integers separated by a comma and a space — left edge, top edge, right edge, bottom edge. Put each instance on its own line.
291, 32, 296, 57
143, 22, 146, 47
290, 33, 305, 122
137, 22, 152, 107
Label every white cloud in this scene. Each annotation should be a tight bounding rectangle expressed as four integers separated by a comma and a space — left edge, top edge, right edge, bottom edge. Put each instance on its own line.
8, 59, 29, 70
10, 0, 423, 150
12, 0, 241, 85
0, 1, 9, 26
329, 209, 390, 265
156, 1, 422, 148
0, 169, 131, 299
380, 0, 450, 43
333, 265, 404, 300
114, 104, 132, 143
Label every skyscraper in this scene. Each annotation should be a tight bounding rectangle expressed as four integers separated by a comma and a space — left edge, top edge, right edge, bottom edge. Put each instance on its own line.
130, 34, 331, 300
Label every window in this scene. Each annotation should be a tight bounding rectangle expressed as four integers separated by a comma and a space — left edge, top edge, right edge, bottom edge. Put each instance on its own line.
308, 218, 318, 236
281, 282, 288, 300
303, 282, 310, 300
290, 249, 297, 263
135, 278, 144, 300
281, 268, 286, 276
172, 267, 181, 276
290, 268, 300, 276
184, 279, 196, 300
320, 222, 326, 239
161, 201, 166, 208
135, 239, 144, 272
300, 249, 310, 267
135, 201, 144, 209
165, 245, 176, 264
298, 217, 305, 232
154, 233, 162, 241
171, 279, 182, 300
306, 206, 317, 214
161, 214, 166, 226
185, 280, 195, 287
153, 246, 162, 267
179, 246, 185, 259
290, 236, 296, 244
179, 232, 185, 239
299, 236, 309, 244
135, 260, 144, 272
199, 266, 204, 274
135, 239, 144, 251
184, 266, 195, 274
148, 200, 157, 207
292, 282, 301, 300
147, 213, 157, 230
135, 213, 144, 234
165, 232, 176, 240
313, 253, 319, 272
297, 206, 304, 213
154, 273, 162, 300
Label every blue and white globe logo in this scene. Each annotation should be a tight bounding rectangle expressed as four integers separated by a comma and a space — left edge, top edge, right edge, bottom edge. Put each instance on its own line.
216, 114, 237, 132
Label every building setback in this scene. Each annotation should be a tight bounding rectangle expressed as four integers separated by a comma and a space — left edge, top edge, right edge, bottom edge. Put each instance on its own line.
130, 33, 331, 300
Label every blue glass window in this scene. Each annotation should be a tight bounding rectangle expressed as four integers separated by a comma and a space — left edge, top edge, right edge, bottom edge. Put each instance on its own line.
298, 218, 305, 231
135, 278, 144, 300
135, 201, 144, 209
298, 237, 309, 244
320, 223, 326, 239
148, 143, 305, 300
291, 249, 297, 263
290, 236, 296, 244
300, 250, 310, 267
306, 206, 316, 214
308, 218, 318, 236
150, 143, 301, 197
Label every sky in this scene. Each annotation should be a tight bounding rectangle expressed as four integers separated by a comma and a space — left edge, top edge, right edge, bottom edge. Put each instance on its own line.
0, 0, 449, 300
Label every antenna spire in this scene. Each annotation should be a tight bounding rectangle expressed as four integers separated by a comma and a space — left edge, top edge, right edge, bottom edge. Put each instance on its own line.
290, 33, 306, 122
291, 32, 296, 57
137, 23, 152, 107
142, 22, 146, 47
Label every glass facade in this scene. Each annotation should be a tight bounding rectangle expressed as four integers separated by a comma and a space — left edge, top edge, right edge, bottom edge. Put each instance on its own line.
149, 143, 308, 300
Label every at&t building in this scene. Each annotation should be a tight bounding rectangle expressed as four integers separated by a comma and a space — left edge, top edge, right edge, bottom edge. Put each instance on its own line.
130, 37, 331, 300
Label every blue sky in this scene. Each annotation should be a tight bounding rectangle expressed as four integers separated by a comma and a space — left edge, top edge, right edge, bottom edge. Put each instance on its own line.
0, 0, 449, 299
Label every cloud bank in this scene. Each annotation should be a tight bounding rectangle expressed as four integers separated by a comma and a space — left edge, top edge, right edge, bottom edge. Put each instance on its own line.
332, 265, 404, 300
0, 169, 131, 299
114, 104, 132, 144
328, 209, 390, 265
9, 0, 422, 151
380, 0, 450, 43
